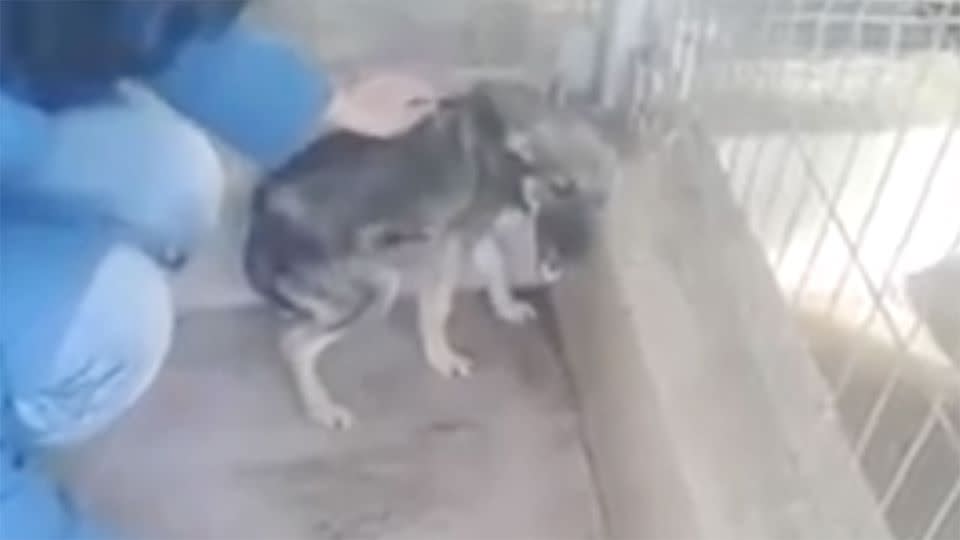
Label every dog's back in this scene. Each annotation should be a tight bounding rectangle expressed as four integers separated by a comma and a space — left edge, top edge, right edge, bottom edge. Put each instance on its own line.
244, 90, 529, 315
262, 121, 475, 247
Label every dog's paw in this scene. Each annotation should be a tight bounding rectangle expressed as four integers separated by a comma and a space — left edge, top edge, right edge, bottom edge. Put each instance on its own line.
495, 300, 538, 325
307, 402, 355, 430
429, 351, 473, 378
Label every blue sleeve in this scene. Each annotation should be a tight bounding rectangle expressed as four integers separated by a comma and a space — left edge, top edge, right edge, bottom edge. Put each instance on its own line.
0, 89, 53, 181
146, 21, 333, 170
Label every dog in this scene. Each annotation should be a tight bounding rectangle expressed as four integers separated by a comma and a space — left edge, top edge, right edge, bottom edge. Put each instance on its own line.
244, 87, 602, 429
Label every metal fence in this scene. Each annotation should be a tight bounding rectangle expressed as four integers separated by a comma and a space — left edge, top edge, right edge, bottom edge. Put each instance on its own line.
596, 0, 959, 538
251, 0, 603, 83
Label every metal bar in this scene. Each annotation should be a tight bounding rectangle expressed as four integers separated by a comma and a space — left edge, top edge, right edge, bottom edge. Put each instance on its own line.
840, 113, 959, 454
822, 124, 912, 318
755, 136, 795, 238
835, 103, 958, 388
886, 8, 903, 60
863, 27, 959, 277
735, 83, 915, 356
725, 137, 749, 200
739, 0, 803, 228
771, 150, 816, 269
750, 11, 960, 25
770, 10, 887, 274
597, 0, 651, 108
784, 2, 892, 304
678, 2, 706, 103
920, 469, 960, 540
934, 401, 960, 456
739, 136, 772, 225
813, 0, 840, 59
877, 400, 938, 511
784, 14, 895, 304
850, 361, 901, 458
816, 43, 941, 318
835, 224, 960, 399
835, 317, 931, 402
688, 2, 718, 107
723, 1, 786, 206
788, 133, 864, 304
851, 0, 869, 51
849, 280, 948, 456
668, 1, 688, 102
662, 1, 684, 106
749, 0, 829, 238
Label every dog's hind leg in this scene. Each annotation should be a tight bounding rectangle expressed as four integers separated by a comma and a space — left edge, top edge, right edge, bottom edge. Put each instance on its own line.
418, 236, 473, 378
280, 321, 354, 429
277, 268, 401, 429
472, 235, 537, 325
276, 278, 368, 429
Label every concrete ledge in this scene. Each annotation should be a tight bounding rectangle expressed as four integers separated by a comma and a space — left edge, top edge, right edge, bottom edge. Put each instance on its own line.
552, 131, 893, 539
552, 234, 701, 539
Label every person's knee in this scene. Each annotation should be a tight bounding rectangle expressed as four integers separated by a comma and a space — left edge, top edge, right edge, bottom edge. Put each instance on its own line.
3, 88, 225, 265
2, 223, 173, 446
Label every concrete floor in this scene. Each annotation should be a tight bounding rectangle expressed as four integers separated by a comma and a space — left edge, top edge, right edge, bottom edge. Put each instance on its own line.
54, 297, 603, 540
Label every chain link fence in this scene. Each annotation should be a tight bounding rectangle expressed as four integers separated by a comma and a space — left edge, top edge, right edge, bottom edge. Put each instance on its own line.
599, 1, 959, 538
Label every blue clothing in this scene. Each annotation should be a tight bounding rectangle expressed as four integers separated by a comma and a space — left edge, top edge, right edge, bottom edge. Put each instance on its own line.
1, 14, 333, 540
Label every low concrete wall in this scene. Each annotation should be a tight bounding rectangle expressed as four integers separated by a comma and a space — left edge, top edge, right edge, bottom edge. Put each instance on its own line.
551, 132, 893, 539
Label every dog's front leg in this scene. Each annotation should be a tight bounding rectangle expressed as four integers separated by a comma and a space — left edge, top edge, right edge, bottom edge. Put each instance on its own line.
418, 236, 473, 377
472, 235, 537, 324
280, 321, 354, 429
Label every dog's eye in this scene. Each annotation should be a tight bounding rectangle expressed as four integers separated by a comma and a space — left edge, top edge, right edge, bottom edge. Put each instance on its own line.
540, 259, 564, 282
538, 246, 564, 282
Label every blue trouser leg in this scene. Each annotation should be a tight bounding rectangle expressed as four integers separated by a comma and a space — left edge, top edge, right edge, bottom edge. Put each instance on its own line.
0, 451, 116, 540
1, 222, 175, 539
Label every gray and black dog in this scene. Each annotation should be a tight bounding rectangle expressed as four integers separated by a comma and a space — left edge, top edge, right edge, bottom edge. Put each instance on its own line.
244, 85, 601, 429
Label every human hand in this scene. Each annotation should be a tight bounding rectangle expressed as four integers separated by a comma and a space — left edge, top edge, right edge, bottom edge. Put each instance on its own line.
325, 72, 437, 138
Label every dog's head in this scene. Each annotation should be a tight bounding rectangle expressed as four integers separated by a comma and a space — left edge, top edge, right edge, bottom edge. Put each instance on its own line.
472, 79, 621, 204
519, 174, 601, 282
450, 83, 605, 282
431, 83, 605, 281
474, 81, 612, 282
